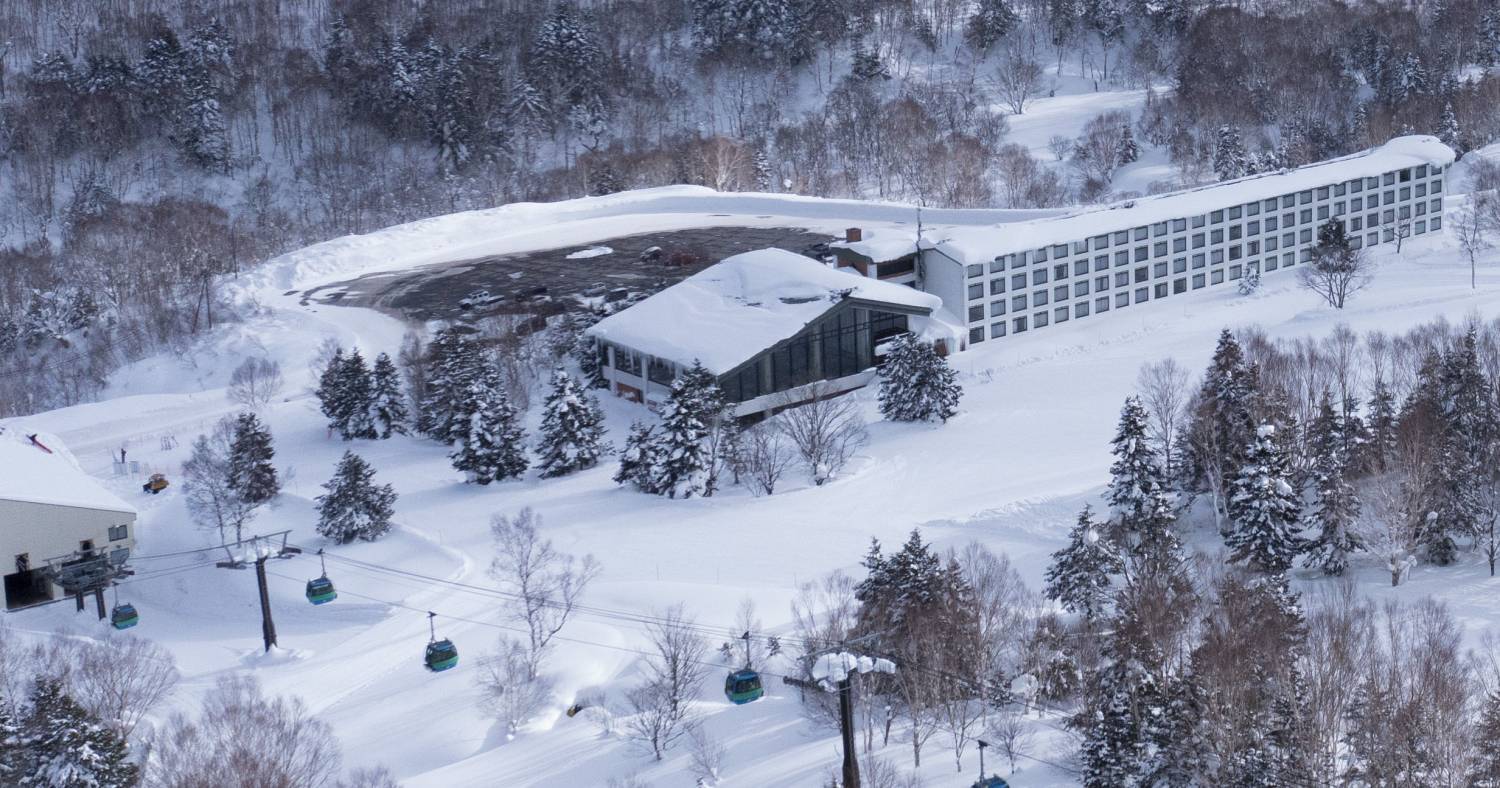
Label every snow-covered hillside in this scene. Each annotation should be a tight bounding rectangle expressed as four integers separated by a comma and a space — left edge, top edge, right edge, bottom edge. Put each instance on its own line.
6, 140, 1500, 787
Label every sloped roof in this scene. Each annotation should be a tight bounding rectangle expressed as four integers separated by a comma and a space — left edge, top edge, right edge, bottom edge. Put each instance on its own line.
931, 135, 1457, 265
586, 248, 940, 374
0, 429, 136, 515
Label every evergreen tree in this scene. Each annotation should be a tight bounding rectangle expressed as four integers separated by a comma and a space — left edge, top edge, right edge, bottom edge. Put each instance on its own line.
21, 679, 137, 788
1187, 329, 1257, 527
537, 369, 607, 478
0, 700, 29, 785
370, 352, 409, 439
1212, 125, 1246, 181
1115, 124, 1139, 165
1107, 396, 1180, 563
316, 451, 397, 543
1302, 394, 1362, 576
316, 347, 348, 432
1363, 378, 1398, 474
1472, 691, 1500, 787
1438, 101, 1463, 153
1226, 425, 1305, 573
420, 327, 484, 442
877, 333, 962, 423
338, 349, 379, 440
613, 421, 657, 491
449, 371, 528, 485
647, 362, 723, 498
1081, 610, 1165, 788
753, 146, 774, 191
1147, 670, 1210, 784
1044, 505, 1123, 621
1428, 329, 1496, 564
227, 412, 279, 506
965, 0, 1019, 51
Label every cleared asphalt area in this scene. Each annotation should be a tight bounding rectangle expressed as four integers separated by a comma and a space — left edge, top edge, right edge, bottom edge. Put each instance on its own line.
302, 226, 837, 323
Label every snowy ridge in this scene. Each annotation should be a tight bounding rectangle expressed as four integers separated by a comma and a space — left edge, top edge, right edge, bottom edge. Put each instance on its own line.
228, 186, 1064, 300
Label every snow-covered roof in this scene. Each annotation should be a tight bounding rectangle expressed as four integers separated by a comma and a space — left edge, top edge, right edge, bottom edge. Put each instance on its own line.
585, 248, 941, 374
931, 135, 1457, 265
0, 429, 135, 515
831, 228, 920, 262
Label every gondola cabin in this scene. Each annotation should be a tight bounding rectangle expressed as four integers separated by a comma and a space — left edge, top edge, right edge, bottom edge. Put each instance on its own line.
971, 777, 1010, 788
425, 639, 459, 672
110, 603, 139, 630
305, 577, 336, 605
724, 669, 763, 704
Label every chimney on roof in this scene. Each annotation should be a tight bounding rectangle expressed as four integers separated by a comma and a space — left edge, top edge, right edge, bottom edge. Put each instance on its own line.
845, 227, 862, 243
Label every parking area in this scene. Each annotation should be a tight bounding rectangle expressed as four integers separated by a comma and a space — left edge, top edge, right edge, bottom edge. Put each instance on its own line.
303, 226, 837, 323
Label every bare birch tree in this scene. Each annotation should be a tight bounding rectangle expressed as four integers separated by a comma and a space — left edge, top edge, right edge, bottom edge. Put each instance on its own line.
623, 605, 708, 760
489, 507, 601, 678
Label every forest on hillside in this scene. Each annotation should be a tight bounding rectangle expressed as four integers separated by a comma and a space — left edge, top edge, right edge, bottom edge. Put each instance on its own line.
0, 0, 1498, 416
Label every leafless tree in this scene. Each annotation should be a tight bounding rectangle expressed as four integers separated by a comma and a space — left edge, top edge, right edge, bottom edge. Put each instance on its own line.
1391, 219, 1413, 253
1454, 193, 1493, 290
994, 143, 1067, 209
1046, 135, 1072, 162
50, 636, 180, 741
687, 723, 727, 786
181, 416, 254, 543
0, 620, 31, 711
1136, 358, 1190, 479
1358, 472, 1423, 586
989, 705, 1035, 774
993, 43, 1044, 115
1299, 242, 1373, 309
145, 675, 343, 788
623, 605, 708, 760
489, 508, 601, 678
310, 337, 342, 391
773, 385, 867, 485
475, 636, 554, 738
1299, 580, 1374, 783
741, 424, 795, 495
227, 357, 284, 409
338, 767, 401, 788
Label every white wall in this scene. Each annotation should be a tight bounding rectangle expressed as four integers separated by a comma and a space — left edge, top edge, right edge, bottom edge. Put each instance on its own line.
0, 498, 136, 606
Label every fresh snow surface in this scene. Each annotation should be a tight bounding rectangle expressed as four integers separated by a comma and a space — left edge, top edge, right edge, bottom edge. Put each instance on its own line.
585, 248, 943, 374
0, 429, 135, 514
933, 135, 1456, 265
564, 246, 613, 260
8, 157, 1500, 788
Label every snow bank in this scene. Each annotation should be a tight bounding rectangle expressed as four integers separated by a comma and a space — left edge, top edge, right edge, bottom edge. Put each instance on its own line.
565, 246, 613, 260
228, 186, 1063, 300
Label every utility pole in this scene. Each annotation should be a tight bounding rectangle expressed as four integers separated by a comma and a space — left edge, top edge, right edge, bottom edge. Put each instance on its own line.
215, 531, 300, 653
839, 674, 859, 788
977, 738, 990, 783
255, 553, 276, 652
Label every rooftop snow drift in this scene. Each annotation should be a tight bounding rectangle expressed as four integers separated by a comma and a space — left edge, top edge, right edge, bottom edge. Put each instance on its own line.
0, 429, 135, 514
585, 248, 941, 373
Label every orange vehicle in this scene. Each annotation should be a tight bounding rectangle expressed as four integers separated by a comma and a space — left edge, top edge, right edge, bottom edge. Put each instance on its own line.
143, 473, 169, 494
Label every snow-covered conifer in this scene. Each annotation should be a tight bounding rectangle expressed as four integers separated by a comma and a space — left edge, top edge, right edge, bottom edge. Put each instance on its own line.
450, 373, 529, 485
1302, 394, 1362, 575
316, 347, 347, 432
420, 328, 483, 442
647, 362, 723, 498
965, 0, 1018, 51
1043, 505, 1122, 621
1438, 101, 1463, 153
21, 679, 137, 788
1107, 396, 1180, 562
1212, 125, 1246, 181
316, 451, 397, 543
1115, 124, 1139, 165
537, 369, 607, 478
878, 333, 961, 423
614, 421, 657, 491
370, 352, 409, 439
338, 349, 378, 440
227, 412, 279, 506
1226, 424, 1304, 573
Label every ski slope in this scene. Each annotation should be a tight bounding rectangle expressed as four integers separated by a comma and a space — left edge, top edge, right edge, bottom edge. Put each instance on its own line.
6, 143, 1500, 787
